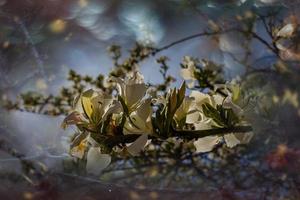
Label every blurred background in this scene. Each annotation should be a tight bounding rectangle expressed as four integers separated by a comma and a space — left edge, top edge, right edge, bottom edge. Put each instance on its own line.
1, 0, 300, 199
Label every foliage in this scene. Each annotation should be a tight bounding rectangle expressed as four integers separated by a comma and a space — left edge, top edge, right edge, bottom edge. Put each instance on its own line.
2, 2, 300, 198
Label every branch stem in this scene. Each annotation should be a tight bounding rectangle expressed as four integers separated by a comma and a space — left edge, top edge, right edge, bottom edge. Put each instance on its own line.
105, 125, 252, 147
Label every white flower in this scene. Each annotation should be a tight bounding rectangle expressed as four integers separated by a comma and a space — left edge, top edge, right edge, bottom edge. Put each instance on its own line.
123, 99, 153, 156
276, 23, 296, 38
69, 134, 112, 174
190, 92, 253, 153
174, 96, 194, 125
123, 98, 153, 135
86, 147, 111, 175
111, 71, 148, 111
186, 91, 212, 124
276, 23, 300, 61
180, 65, 197, 88
180, 56, 199, 88
69, 138, 87, 159
61, 89, 122, 129
80, 89, 122, 123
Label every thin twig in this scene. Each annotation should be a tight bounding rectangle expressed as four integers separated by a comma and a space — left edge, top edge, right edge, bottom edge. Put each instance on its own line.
152, 29, 234, 54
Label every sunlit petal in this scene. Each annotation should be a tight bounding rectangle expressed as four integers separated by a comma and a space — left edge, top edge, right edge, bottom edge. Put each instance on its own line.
126, 134, 148, 156
224, 133, 241, 148
194, 136, 220, 153
277, 23, 296, 38
61, 111, 84, 129
125, 84, 147, 108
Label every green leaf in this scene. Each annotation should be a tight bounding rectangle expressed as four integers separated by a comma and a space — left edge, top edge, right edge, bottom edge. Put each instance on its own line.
202, 103, 239, 128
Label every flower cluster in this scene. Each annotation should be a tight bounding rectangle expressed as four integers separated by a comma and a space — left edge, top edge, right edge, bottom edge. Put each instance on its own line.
61, 71, 253, 174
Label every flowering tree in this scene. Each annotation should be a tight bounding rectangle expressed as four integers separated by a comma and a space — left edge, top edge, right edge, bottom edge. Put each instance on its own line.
2, 1, 300, 199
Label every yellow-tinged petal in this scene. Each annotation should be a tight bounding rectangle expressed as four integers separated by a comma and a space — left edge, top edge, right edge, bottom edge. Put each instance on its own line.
81, 89, 95, 119
70, 139, 87, 159
86, 147, 111, 175
135, 99, 152, 121
174, 96, 194, 123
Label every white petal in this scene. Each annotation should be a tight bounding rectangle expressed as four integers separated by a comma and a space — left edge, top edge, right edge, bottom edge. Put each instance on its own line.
175, 97, 194, 122
70, 146, 85, 159
186, 81, 195, 88
102, 100, 122, 121
70, 140, 87, 159
224, 133, 241, 148
123, 99, 152, 135
194, 121, 212, 130
194, 136, 220, 153
128, 71, 144, 84
186, 110, 199, 124
61, 111, 84, 129
124, 113, 148, 134
190, 91, 211, 106
223, 97, 243, 116
86, 147, 111, 175
135, 99, 152, 121
211, 94, 224, 106
277, 23, 295, 38
127, 134, 148, 156
125, 84, 147, 108
110, 77, 126, 97
239, 132, 254, 144
180, 68, 194, 80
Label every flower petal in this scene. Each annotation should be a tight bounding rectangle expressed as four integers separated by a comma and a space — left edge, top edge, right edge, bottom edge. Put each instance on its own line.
125, 84, 147, 108
194, 136, 220, 153
175, 96, 194, 123
224, 132, 254, 148
135, 98, 152, 121
224, 133, 241, 148
127, 71, 144, 84
223, 97, 243, 116
193, 121, 212, 130
126, 134, 148, 156
186, 110, 200, 124
86, 147, 111, 175
277, 23, 295, 38
70, 139, 87, 159
180, 68, 194, 80
190, 91, 211, 107
211, 94, 224, 106
81, 89, 95, 119
61, 111, 84, 129
123, 99, 152, 135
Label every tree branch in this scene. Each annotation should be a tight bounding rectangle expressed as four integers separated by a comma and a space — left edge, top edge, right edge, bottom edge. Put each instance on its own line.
105, 125, 252, 147
152, 29, 233, 55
